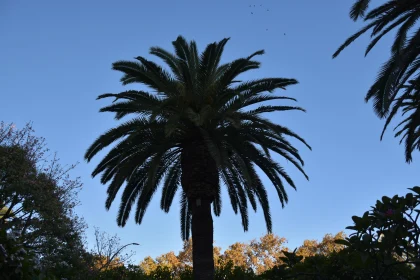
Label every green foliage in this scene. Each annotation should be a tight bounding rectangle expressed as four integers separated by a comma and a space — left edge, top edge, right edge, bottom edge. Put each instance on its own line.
92, 264, 146, 280
215, 260, 257, 280
263, 248, 408, 279
342, 187, 420, 278
261, 188, 420, 279
0, 227, 41, 280
0, 122, 89, 279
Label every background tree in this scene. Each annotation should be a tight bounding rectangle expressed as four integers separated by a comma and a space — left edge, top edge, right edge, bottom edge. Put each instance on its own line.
0, 122, 88, 279
177, 239, 193, 269
266, 189, 420, 279
85, 35, 310, 279
220, 242, 252, 270
247, 233, 288, 274
296, 239, 319, 259
317, 232, 347, 255
177, 238, 222, 272
139, 256, 158, 276
139, 238, 220, 279
296, 232, 346, 259
333, 0, 420, 162
90, 226, 139, 273
217, 233, 288, 275
338, 187, 420, 278
135, 232, 349, 279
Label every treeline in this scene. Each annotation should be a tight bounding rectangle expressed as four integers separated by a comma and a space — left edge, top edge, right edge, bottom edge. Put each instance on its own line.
1, 122, 419, 279
135, 232, 346, 279
99, 225, 418, 280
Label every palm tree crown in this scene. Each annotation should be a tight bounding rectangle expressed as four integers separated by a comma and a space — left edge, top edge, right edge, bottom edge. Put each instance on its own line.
85, 36, 310, 240
333, 0, 420, 162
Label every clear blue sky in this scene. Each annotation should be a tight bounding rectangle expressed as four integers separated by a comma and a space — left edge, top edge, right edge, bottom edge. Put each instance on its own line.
1, 0, 419, 264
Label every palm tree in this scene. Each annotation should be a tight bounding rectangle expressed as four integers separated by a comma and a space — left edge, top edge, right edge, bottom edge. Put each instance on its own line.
382, 80, 420, 161
333, 0, 420, 162
85, 36, 310, 279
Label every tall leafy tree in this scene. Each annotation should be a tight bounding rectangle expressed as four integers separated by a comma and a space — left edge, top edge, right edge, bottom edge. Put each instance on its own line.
0, 122, 88, 279
333, 0, 420, 162
248, 234, 288, 274
85, 36, 310, 279
296, 232, 346, 260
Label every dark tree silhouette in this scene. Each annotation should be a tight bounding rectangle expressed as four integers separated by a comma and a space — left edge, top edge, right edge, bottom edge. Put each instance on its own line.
85, 36, 310, 279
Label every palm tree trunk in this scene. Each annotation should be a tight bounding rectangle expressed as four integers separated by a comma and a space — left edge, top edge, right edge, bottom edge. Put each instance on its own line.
190, 197, 214, 280
181, 134, 218, 280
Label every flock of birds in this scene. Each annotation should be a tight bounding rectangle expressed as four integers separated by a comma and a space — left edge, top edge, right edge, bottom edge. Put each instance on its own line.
248, 3, 286, 35
249, 4, 269, 14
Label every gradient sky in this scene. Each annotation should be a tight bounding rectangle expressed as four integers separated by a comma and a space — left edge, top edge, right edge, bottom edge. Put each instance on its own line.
1, 0, 419, 264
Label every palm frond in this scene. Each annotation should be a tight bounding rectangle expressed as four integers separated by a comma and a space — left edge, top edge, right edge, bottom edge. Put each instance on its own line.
246, 105, 305, 115
150, 46, 183, 81
212, 174, 222, 217
364, 13, 412, 56
230, 153, 258, 212
180, 191, 192, 240
172, 36, 191, 61
220, 168, 240, 215
85, 118, 160, 162
134, 149, 181, 224
244, 129, 308, 180
225, 163, 249, 231
242, 143, 290, 207
217, 50, 265, 88
350, 0, 371, 20
161, 159, 181, 212
247, 162, 272, 233
115, 159, 152, 226
332, 21, 378, 58
237, 114, 311, 150
394, 93, 420, 162
391, 14, 420, 54
334, 0, 420, 157
199, 38, 230, 92
364, 1, 395, 20
365, 53, 399, 117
